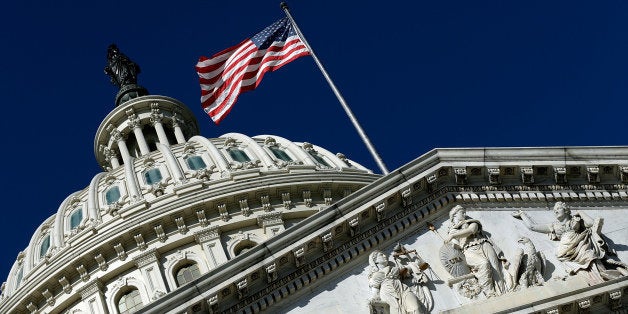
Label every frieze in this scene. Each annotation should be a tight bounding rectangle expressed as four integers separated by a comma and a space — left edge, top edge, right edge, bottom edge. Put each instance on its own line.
134, 249, 158, 268
78, 280, 103, 300
257, 212, 283, 227
194, 226, 221, 243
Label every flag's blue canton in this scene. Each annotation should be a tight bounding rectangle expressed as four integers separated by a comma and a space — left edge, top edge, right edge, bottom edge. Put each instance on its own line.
251, 18, 297, 49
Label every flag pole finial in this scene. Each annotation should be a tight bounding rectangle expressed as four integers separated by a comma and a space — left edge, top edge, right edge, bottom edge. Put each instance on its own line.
280, 2, 288, 10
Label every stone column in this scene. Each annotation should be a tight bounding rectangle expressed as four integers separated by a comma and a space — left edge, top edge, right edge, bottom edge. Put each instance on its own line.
150, 111, 170, 146
133, 250, 169, 301
103, 147, 120, 169
109, 128, 131, 165
128, 118, 150, 155
79, 280, 109, 314
194, 227, 228, 269
171, 113, 186, 144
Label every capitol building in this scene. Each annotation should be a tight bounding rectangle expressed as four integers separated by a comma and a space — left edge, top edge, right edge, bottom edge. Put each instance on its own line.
1, 48, 627, 314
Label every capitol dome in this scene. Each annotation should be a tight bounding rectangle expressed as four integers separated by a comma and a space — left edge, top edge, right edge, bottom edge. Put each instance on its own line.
0, 91, 378, 313
4, 45, 628, 314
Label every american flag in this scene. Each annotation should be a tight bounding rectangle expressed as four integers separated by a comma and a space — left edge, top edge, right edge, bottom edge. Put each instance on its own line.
196, 17, 310, 124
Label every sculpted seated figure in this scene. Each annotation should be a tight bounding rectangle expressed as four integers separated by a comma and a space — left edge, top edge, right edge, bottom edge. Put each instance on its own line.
513, 202, 627, 283
368, 250, 425, 314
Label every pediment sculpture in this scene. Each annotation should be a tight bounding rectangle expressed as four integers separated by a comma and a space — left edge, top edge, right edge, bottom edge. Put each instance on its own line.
512, 201, 628, 284
510, 236, 546, 290
439, 205, 509, 298
367, 245, 433, 314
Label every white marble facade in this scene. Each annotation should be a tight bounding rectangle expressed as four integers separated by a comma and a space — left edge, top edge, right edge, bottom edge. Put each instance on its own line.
276, 205, 628, 313
2, 92, 627, 314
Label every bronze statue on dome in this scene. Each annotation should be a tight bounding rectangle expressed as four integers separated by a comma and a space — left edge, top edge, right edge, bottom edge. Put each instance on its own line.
104, 44, 141, 88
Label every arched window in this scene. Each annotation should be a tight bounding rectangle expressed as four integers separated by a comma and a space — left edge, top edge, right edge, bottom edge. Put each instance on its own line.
39, 234, 50, 259
234, 240, 257, 256
227, 148, 251, 162
175, 263, 201, 287
144, 168, 163, 185
269, 146, 292, 162
69, 207, 83, 230
185, 156, 207, 170
308, 151, 331, 167
105, 186, 121, 205
117, 288, 143, 314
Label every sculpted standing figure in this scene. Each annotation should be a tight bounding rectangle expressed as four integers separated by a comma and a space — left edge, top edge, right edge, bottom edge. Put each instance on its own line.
513, 202, 627, 282
444, 205, 507, 296
368, 250, 423, 314
104, 44, 141, 88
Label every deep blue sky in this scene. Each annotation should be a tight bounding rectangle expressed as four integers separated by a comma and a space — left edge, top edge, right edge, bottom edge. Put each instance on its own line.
1, 1, 627, 282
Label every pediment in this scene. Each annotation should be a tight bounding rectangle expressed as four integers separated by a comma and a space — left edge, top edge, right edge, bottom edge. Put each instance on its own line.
139, 146, 628, 313
276, 205, 628, 313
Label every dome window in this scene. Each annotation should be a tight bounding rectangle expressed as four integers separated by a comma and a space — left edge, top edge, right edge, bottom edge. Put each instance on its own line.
228, 148, 251, 163
144, 168, 163, 185
185, 156, 207, 170
69, 207, 83, 230
269, 146, 293, 162
105, 186, 121, 205
117, 288, 143, 314
175, 263, 201, 287
308, 151, 331, 167
39, 234, 50, 259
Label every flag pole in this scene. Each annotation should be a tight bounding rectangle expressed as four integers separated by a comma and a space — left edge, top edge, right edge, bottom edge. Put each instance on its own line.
280, 2, 390, 175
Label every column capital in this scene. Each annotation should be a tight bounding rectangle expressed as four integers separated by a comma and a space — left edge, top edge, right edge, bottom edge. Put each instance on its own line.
133, 249, 159, 268
194, 226, 221, 243
78, 279, 104, 300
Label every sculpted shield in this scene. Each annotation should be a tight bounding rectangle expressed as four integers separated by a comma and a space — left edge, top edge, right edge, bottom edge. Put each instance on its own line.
439, 243, 470, 277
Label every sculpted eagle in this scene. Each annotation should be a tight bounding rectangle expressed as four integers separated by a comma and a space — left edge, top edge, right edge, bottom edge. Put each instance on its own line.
511, 237, 546, 289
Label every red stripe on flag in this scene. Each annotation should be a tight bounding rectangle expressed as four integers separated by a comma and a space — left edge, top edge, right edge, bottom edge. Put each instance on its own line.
201, 41, 308, 122
196, 18, 310, 124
